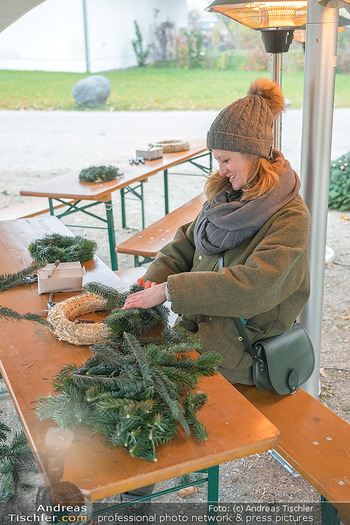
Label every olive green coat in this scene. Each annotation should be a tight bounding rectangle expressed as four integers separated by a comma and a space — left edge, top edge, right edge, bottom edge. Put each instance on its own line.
143, 194, 311, 385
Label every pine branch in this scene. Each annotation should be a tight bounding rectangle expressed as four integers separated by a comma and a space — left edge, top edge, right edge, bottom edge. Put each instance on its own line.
123, 332, 153, 384
193, 352, 223, 376
149, 371, 190, 436
0, 306, 49, 326
183, 391, 209, 441
83, 282, 127, 310
0, 430, 37, 502
0, 421, 10, 442
36, 329, 222, 461
157, 365, 197, 388
0, 262, 44, 293
89, 343, 130, 370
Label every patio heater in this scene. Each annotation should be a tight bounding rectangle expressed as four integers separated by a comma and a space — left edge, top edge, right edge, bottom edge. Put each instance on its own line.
206, 0, 308, 149
297, 0, 345, 397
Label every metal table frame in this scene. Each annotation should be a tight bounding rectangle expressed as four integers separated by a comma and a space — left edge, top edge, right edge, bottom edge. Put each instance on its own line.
45, 150, 212, 272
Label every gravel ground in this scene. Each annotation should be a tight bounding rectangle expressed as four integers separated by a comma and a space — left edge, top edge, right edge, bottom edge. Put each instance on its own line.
0, 109, 349, 523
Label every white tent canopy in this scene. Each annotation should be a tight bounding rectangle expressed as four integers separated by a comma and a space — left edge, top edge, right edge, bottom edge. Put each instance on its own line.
0, 0, 46, 32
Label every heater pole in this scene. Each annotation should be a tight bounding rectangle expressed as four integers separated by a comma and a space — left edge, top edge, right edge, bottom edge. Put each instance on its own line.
271, 52, 283, 149
299, 0, 339, 397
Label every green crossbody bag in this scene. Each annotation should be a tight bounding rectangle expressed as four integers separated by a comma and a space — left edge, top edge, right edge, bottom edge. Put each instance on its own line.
234, 317, 315, 395
218, 254, 315, 395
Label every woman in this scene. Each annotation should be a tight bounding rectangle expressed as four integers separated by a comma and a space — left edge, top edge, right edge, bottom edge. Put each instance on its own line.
122, 78, 311, 386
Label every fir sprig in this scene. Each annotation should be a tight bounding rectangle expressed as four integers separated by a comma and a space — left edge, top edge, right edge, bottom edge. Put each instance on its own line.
36, 331, 222, 462
79, 165, 123, 183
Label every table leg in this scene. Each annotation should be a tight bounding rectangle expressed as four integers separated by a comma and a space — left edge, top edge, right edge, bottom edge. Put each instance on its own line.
49, 198, 55, 215
105, 200, 118, 271
121, 188, 127, 229
321, 496, 340, 525
120, 182, 145, 230
164, 169, 169, 215
207, 464, 219, 523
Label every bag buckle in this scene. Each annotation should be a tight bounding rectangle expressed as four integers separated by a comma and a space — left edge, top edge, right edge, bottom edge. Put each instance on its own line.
254, 357, 265, 373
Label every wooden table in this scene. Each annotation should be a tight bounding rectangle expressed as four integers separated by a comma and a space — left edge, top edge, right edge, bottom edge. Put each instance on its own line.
0, 217, 279, 518
20, 138, 210, 271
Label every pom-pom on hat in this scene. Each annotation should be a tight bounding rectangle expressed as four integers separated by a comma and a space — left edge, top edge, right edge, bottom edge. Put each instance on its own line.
206, 78, 284, 159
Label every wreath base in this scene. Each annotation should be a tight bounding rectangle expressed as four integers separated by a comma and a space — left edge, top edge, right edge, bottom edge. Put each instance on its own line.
148, 140, 190, 153
48, 293, 111, 346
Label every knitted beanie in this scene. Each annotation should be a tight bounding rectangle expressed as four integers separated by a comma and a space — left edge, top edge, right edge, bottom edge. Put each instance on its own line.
206, 78, 285, 159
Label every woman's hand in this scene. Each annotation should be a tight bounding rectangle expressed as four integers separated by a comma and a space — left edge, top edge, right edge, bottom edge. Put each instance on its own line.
137, 277, 157, 289
122, 282, 167, 310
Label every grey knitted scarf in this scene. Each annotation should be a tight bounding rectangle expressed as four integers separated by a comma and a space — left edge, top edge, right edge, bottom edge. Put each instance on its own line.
194, 154, 301, 255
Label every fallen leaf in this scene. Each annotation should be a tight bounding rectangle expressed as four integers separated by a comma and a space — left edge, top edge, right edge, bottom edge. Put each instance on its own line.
340, 215, 350, 221
341, 312, 350, 320
177, 486, 198, 498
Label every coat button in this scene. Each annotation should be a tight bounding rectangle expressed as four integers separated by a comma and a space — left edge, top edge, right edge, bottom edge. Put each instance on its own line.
238, 336, 243, 341
199, 255, 203, 260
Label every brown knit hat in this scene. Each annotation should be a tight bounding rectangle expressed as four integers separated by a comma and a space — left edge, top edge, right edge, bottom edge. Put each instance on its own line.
206, 78, 284, 159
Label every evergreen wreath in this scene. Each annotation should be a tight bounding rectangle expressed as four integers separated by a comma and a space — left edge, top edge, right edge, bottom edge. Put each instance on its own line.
79, 165, 123, 183
85, 282, 169, 341
47, 282, 169, 346
36, 330, 222, 462
28, 233, 97, 264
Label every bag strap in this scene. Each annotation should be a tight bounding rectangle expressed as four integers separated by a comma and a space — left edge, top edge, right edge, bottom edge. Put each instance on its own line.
218, 253, 258, 361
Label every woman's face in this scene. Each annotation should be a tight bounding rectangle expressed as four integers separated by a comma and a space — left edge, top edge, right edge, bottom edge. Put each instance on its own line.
212, 149, 250, 191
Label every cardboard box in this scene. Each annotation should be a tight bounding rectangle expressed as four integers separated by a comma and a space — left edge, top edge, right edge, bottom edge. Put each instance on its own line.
135, 147, 163, 160
38, 262, 83, 294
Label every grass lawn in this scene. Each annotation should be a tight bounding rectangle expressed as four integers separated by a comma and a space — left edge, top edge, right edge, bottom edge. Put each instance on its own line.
1, 68, 349, 110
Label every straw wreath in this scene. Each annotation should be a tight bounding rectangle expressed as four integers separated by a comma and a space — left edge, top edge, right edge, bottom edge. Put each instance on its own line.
47, 292, 111, 346
148, 139, 190, 153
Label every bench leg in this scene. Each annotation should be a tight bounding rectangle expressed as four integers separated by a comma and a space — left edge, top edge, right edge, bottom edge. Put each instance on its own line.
105, 200, 118, 271
321, 496, 341, 525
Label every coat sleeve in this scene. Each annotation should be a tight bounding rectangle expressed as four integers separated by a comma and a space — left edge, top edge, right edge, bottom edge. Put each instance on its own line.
167, 203, 311, 319
142, 221, 197, 284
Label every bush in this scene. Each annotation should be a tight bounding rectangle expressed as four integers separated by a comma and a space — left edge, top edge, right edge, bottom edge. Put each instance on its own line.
131, 21, 149, 67
246, 42, 269, 71
328, 152, 350, 211
283, 48, 305, 73
203, 49, 247, 70
337, 30, 350, 74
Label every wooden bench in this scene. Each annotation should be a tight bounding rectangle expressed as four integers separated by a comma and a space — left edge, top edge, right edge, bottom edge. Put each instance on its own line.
236, 384, 350, 525
116, 193, 206, 266
0, 197, 75, 221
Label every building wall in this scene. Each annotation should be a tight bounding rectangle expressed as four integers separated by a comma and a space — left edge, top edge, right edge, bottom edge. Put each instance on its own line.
0, 0, 188, 72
